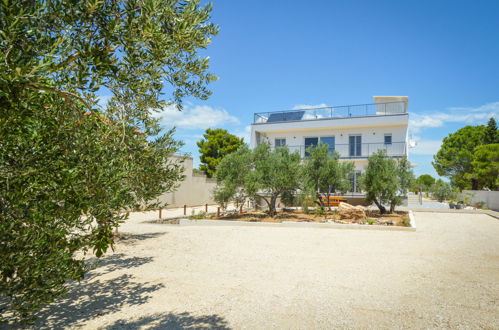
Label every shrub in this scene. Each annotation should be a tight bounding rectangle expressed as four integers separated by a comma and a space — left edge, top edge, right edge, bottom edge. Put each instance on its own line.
431, 180, 456, 202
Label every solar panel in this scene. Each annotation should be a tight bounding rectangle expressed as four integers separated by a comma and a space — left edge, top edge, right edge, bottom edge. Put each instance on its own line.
266, 111, 304, 123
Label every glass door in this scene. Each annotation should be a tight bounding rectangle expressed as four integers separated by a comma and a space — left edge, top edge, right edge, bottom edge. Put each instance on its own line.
349, 135, 361, 157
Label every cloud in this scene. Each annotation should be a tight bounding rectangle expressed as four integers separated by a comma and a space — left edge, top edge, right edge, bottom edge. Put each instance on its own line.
409, 101, 498, 133
449, 102, 499, 113
154, 104, 240, 130
292, 103, 329, 110
410, 138, 442, 155
233, 125, 251, 143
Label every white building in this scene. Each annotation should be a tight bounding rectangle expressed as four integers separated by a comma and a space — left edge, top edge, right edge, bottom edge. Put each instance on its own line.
250, 96, 409, 194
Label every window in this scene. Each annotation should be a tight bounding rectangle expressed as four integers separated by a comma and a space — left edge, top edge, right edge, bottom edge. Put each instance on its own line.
349, 135, 362, 157
304, 136, 335, 156
320, 136, 335, 153
304, 137, 319, 156
384, 134, 392, 145
275, 138, 286, 148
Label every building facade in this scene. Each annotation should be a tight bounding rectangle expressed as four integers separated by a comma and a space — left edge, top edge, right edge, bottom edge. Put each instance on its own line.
250, 96, 409, 195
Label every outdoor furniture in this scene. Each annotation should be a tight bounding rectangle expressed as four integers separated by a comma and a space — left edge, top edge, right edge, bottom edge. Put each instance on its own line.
320, 196, 348, 207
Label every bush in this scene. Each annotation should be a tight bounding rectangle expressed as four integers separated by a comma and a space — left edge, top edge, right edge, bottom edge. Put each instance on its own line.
189, 211, 207, 220
431, 180, 456, 202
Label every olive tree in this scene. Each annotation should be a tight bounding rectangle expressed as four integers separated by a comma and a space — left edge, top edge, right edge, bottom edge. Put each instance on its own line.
302, 144, 354, 209
361, 150, 413, 213
0, 0, 217, 322
215, 144, 301, 216
431, 179, 456, 202
390, 157, 415, 212
214, 146, 252, 209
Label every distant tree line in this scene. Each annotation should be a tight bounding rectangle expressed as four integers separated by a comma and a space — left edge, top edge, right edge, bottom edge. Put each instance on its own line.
433, 117, 498, 190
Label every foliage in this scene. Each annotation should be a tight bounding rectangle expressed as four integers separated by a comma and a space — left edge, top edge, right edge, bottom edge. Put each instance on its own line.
197, 128, 245, 178
393, 157, 415, 211
215, 144, 301, 216
431, 180, 456, 202
189, 210, 207, 220
280, 190, 297, 207
302, 144, 354, 209
433, 125, 487, 190
485, 117, 499, 144
214, 146, 252, 209
314, 207, 326, 217
471, 143, 499, 190
0, 0, 217, 322
416, 174, 436, 192
360, 151, 413, 214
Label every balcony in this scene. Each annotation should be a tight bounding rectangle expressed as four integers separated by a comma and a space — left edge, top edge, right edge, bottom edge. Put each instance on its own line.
271, 142, 407, 159
253, 101, 407, 124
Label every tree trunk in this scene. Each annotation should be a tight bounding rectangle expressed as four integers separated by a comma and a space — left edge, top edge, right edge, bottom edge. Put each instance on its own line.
315, 191, 325, 210
389, 202, 395, 213
374, 199, 387, 214
326, 189, 331, 211
471, 178, 479, 190
268, 194, 278, 217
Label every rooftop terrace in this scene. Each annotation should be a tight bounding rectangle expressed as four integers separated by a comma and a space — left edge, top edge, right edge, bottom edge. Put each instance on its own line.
253, 101, 408, 124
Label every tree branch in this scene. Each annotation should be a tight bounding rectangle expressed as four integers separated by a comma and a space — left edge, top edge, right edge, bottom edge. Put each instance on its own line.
25, 84, 91, 109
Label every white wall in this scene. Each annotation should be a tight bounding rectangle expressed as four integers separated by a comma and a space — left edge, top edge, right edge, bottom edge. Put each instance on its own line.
157, 156, 218, 208
255, 125, 407, 171
459, 190, 499, 211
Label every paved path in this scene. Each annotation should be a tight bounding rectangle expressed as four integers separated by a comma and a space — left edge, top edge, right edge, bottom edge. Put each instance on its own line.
33, 211, 499, 329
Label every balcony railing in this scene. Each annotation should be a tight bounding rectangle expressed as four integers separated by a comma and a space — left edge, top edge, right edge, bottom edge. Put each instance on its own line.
254, 101, 407, 124
271, 142, 407, 159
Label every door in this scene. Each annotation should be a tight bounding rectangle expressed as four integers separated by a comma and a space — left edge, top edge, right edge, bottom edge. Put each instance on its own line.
349, 135, 362, 157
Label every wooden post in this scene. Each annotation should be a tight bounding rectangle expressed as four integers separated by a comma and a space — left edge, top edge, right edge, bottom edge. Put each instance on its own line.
217, 207, 220, 217
205, 203, 208, 212
183, 205, 187, 216
159, 209, 162, 219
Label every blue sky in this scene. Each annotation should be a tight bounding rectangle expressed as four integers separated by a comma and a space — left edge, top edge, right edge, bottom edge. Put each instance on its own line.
116, 1, 499, 178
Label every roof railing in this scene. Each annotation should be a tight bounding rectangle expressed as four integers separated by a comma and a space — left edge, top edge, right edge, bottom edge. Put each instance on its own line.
253, 101, 407, 124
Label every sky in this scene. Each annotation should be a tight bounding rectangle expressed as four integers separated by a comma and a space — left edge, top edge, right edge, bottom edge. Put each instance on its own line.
113, 0, 499, 178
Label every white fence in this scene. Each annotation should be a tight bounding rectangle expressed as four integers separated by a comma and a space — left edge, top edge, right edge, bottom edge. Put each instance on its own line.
459, 190, 499, 211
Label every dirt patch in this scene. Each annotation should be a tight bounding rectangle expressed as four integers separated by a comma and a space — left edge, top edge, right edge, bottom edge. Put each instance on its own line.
209, 209, 410, 227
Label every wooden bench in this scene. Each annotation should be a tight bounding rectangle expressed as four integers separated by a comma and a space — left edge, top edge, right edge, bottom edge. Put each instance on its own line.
320, 196, 347, 207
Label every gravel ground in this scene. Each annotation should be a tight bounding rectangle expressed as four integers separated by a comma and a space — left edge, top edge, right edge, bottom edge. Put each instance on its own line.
33, 211, 499, 329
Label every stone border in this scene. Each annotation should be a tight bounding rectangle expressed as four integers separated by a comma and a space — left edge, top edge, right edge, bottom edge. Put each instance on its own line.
407, 208, 499, 220
408, 210, 416, 228
178, 217, 416, 232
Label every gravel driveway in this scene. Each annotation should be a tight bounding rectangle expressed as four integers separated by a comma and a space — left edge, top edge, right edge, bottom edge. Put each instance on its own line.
34, 211, 499, 329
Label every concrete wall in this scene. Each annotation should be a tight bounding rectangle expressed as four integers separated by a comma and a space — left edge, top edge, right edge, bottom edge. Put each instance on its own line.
157, 156, 218, 208
459, 190, 499, 211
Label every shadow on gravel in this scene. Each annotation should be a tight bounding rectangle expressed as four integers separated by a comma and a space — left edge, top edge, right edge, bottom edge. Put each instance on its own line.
34, 274, 163, 329
116, 232, 167, 245
105, 312, 231, 329
31, 252, 161, 329
86, 253, 154, 277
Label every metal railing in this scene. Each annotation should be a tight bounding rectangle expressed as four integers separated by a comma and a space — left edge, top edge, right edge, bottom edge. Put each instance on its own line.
272, 142, 407, 159
254, 101, 407, 124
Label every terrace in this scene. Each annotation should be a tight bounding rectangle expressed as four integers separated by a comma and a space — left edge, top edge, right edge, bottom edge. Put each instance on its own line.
272, 142, 407, 159
253, 101, 408, 124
